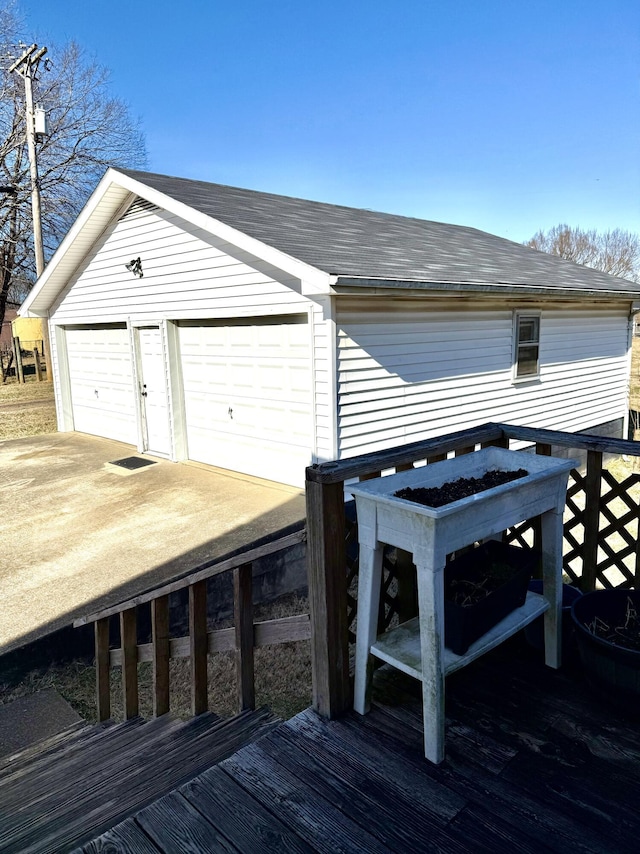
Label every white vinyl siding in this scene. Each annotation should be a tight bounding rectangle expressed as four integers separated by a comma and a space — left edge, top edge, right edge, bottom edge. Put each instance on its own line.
64, 325, 137, 444
178, 317, 312, 486
50, 205, 309, 323
336, 300, 629, 456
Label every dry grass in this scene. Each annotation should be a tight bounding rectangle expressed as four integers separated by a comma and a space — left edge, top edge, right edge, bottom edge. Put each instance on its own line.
0, 378, 56, 439
0, 595, 312, 724
0, 378, 54, 403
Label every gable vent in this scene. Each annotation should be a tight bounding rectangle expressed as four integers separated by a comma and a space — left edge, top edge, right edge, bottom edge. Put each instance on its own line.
119, 198, 160, 221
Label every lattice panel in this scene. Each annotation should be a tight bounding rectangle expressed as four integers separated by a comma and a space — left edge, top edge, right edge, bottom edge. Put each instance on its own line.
504, 519, 536, 550
562, 469, 586, 584
595, 468, 640, 588
345, 509, 401, 645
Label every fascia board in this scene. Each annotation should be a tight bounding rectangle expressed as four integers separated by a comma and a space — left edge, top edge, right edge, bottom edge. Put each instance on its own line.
19, 168, 133, 315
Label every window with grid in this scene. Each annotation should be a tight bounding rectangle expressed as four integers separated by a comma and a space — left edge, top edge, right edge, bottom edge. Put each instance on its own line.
513, 313, 540, 380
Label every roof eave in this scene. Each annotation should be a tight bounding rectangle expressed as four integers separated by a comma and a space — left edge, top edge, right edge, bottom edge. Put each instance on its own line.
331, 276, 640, 301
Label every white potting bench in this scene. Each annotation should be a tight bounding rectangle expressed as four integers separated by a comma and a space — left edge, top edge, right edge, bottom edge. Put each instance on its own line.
351, 447, 576, 764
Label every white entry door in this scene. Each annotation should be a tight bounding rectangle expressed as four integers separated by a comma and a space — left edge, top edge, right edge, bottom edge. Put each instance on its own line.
136, 326, 171, 456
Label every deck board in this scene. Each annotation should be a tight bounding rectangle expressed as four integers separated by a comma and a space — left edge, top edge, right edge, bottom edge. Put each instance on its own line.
82, 637, 640, 853
182, 768, 315, 854
255, 724, 470, 853
135, 792, 240, 853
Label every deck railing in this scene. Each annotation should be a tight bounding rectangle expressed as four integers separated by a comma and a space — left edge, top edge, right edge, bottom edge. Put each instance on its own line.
74, 528, 309, 722
76, 422, 640, 725
305, 422, 640, 718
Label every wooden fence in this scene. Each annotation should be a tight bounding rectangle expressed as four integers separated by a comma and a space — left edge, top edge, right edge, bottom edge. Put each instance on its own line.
1, 337, 46, 382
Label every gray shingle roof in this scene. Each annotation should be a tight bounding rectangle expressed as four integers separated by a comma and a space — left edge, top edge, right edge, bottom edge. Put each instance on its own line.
121, 169, 640, 295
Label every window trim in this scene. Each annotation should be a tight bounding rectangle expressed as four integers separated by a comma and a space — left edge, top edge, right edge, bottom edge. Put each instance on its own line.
512, 311, 541, 382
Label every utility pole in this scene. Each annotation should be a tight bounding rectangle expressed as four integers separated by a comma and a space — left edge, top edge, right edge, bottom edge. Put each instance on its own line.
9, 43, 47, 276
9, 44, 52, 381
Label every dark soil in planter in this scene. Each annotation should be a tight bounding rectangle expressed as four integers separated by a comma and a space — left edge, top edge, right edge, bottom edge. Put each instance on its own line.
395, 468, 529, 508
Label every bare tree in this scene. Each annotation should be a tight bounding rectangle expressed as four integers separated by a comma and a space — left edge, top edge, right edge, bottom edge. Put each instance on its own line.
526, 224, 640, 282
0, 4, 147, 333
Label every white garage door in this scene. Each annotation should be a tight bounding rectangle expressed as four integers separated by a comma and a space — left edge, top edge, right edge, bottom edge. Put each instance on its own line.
178, 317, 312, 486
65, 325, 137, 444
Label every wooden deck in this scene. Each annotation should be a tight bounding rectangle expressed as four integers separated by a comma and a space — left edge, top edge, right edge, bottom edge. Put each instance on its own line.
82, 637, 640, 853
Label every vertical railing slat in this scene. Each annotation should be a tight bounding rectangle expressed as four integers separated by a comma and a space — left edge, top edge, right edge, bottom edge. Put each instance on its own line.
455, 446, 475, 457
189, 580, 208, 715
95, 617, 110, 722
481, 436, 509, 450
152, 596, 170, 717
120, 608, 138, 719
234, 562, 255, 711
583, 450, 603, 592
359, 471, 382, 481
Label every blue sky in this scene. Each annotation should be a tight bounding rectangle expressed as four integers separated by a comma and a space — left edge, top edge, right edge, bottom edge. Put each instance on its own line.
16, 0, 640, 243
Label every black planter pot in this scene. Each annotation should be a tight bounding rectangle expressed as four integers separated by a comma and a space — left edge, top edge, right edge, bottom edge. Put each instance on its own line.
571, 589, 640, 707
524, 581, 582, 653
444, 541, 538, 656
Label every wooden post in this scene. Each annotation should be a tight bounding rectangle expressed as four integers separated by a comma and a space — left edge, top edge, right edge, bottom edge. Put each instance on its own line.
95, 618, 111, 722
234, 562, 255, 712
2, 352, 13, 383
33, 346, 42, 382
189, 580, 208, 715
12, 337, 23, 384
582, 450, 603, 592
305, 476, 350, 718
152, 596, 170, 717
120, 608, 138, 719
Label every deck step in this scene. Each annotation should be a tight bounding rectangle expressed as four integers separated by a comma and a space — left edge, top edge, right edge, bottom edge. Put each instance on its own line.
0, 707, 280, 854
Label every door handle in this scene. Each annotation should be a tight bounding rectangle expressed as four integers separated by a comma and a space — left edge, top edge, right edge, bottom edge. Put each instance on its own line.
141, 384, 148, 398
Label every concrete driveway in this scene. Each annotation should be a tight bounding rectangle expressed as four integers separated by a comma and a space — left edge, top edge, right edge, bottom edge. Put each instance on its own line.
0, 433, 306, 655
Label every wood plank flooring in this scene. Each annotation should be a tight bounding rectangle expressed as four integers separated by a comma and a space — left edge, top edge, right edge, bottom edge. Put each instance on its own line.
81, 638, 640, 853
0, 708, 280, 853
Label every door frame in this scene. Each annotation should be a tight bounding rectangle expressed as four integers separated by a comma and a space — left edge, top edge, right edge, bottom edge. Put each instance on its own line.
131, 320, 174, 458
